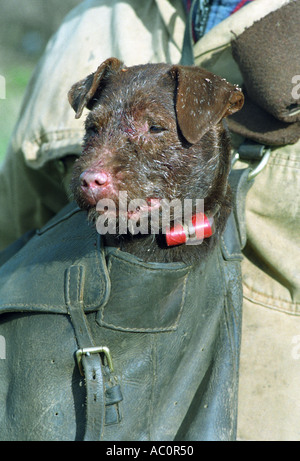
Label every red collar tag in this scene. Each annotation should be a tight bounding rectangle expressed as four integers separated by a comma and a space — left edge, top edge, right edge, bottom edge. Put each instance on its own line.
165, 213, 215, 247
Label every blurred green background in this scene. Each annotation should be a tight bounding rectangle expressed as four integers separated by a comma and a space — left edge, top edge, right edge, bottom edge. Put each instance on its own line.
0, 0, 82, 163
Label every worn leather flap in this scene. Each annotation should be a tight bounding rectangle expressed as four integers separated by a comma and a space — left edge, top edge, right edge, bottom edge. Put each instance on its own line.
0, 202, 190, 321
97, 249, 190, 332
0, 203, 110, 314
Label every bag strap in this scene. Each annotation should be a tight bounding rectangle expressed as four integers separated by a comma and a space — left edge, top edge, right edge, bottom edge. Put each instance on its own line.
65, 265, 106, 441
65, 264, 123, 440
224, 140, 271, 252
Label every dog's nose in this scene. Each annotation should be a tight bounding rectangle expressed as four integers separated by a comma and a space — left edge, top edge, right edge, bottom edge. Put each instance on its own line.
80, 169, 109, 190
79, 169, 110, 205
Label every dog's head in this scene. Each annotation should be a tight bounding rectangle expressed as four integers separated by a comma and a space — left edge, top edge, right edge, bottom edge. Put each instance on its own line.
68, 58, 243, 259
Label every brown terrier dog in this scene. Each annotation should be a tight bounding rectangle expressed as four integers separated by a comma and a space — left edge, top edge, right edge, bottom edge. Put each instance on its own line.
68, 58, 243, 263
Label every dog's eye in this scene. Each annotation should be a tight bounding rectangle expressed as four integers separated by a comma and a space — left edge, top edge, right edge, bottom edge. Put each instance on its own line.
86, 124, 98, 135
149, 125, 166, 134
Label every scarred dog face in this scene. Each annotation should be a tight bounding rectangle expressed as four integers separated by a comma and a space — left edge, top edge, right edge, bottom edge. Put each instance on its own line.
68, 58, 243, 263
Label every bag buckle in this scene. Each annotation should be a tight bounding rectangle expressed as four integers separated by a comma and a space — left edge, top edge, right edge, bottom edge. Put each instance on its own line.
76, 346, 114, 376
231, 141, 271, 180
247, 148, 271, 180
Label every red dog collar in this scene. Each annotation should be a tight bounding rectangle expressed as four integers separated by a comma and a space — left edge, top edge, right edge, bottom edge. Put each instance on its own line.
166, 213, 215, 246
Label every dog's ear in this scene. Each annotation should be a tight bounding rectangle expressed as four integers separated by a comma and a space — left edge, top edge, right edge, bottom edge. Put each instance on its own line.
68, 57, 124, 119
170, 65, 244, 144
